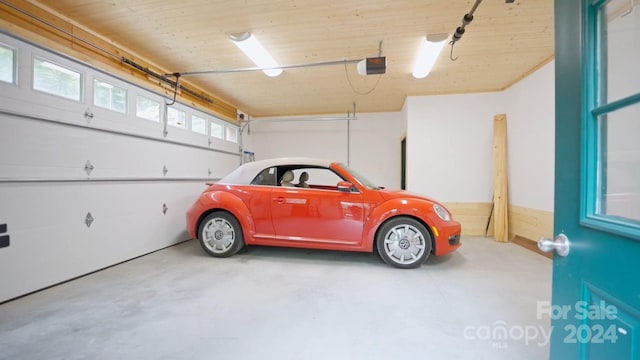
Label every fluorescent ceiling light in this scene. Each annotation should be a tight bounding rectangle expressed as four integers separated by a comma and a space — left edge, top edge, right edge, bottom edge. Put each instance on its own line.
412, 33, 448, 79
229, 32, 282, 77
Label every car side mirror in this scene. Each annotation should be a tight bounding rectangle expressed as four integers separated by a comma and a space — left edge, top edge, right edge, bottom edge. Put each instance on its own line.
337, 181, 354, 193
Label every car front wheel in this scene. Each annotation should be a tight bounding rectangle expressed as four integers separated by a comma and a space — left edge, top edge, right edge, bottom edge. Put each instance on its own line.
376, 217, 432, 269
198, 211, 244, 258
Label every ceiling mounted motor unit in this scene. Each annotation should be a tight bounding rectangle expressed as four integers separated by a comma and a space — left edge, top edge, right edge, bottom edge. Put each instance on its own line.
357, 57, 386, 75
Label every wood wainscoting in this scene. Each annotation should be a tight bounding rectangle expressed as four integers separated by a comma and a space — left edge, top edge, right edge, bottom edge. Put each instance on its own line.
508, 205, 554, 258
508, 205, 554, 243
444, 202, 554, 257
443, 202, 493, 236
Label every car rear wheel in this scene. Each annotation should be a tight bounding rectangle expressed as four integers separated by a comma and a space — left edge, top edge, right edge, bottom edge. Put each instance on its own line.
376, 217, 432, 269
198, 211, 244, 258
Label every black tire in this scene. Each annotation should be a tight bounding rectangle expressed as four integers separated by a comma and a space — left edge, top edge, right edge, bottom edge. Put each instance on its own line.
376, 217, 432, 269
198, 211, 245, 258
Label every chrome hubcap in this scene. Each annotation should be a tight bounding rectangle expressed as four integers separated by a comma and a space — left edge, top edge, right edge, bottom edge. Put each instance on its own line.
202, 218, 235, 254
383, 224, 426, 265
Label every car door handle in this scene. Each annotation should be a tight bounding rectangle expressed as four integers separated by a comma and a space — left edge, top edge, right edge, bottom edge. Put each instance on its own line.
273, 197, 286, 204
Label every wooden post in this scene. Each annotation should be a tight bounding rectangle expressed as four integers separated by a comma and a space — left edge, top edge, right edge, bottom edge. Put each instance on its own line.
493, 114, 509, 242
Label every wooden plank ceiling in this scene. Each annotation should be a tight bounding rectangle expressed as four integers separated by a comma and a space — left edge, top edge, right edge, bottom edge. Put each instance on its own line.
31, 0, 554, 117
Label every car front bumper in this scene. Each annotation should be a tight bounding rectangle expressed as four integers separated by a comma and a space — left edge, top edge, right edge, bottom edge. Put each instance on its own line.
431, 220, 462, 256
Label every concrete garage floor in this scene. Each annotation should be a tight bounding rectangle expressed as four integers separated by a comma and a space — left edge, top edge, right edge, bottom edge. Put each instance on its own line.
0, 236, 551, 360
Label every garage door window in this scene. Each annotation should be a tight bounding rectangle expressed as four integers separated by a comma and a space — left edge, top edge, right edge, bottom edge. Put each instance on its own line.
94, 79, 127, 113
167, 107, 186, 128
210, 122, 224, 139
0, 43, 15, 84
191, 115, 207, 135
226, 126, 238, 143
136, 95, 160, 122
33, 58, 81, 101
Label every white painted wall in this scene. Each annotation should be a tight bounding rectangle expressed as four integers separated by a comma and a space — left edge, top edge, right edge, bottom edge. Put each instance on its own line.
245, 116, 349, 162
404, 92, 504, 202
348, 112, 404, 189
244, 112, 403, 189
504, 62, 556, 212
0, 33, 240, 302
403, 63, 556, 212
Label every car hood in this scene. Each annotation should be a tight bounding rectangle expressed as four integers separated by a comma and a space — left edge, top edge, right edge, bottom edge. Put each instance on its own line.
377, 189, 442, 205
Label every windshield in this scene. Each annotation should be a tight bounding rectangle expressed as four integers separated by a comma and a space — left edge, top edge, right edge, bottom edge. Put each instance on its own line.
338, 163, 379, 190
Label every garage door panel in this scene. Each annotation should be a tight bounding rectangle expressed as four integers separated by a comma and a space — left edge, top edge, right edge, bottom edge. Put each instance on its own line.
0, 181, 204, 302
0, 114, 90, 179
0, 114, 239, 180
0, 32, 241, 303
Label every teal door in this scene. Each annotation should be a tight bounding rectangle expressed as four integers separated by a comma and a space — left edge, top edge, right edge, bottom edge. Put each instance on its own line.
551, 0, 640, 358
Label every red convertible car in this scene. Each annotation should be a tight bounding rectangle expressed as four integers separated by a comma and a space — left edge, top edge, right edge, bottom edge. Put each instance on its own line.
186, 158, 461, 268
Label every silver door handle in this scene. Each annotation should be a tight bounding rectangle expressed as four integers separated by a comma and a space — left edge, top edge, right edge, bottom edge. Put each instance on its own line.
538, 234, 570, 257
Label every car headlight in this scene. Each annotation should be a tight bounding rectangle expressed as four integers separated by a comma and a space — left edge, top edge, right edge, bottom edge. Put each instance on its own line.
433, 204, 451, 221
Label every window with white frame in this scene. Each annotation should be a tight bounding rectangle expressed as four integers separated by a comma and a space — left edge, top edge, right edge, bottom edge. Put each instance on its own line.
226, 125, 238, 143
0, 44, 15, 84
136, 95, 160, 122
167, 107, 186, 128
94, 79, 127, 113
191, 115, 207, 135
210, 122, 224, 139
33, 58, 81, 101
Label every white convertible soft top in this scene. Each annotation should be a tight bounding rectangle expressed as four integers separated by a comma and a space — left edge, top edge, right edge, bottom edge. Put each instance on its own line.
218, 157, 335, 185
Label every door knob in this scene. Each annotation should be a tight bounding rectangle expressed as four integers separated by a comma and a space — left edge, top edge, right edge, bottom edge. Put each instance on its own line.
538, 234, 570, 257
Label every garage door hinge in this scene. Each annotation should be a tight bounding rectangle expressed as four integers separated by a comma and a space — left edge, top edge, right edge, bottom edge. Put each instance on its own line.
208, 138, 212, 147
208, 168, 212, 177
84, 108, 94, 124
0, 224, 9, 249
162, 165, 168, 176
85, 212, 94, 228
85, 160, 95, 176
162, 203, 168, 215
